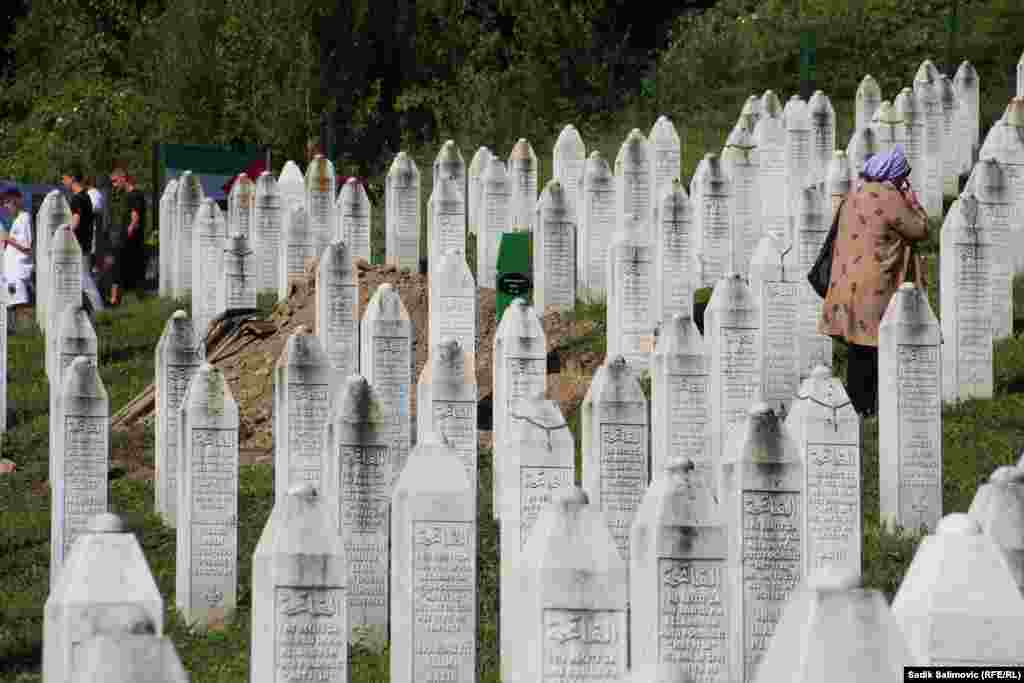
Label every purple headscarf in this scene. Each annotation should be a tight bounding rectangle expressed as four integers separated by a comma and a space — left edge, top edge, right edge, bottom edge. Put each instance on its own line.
862, 145, 911, 183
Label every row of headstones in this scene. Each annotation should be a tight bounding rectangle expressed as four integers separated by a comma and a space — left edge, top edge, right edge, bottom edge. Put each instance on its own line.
42, 416, 1024, 683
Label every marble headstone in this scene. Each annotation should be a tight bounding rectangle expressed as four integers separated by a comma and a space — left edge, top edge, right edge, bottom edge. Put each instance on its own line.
175, 363, 239, 628
253, 171, 282, 295
607, 216, 655, 373
967, 158, 1013, 341
191, 199, 226, 339
913, 60, 944, 216
580, 151, 615, 298
987, 99, 1024, 275
855, 75, 882, 132
74, 635, 189, 683
722, 125, 760, 278
278, 161, 306, 211
784, 95, 812, 229
305, 154, 336, 254
895, 88, 927, 209
649, 115, 683, 229
46, 226, 84, 380
468, 146, 493, 237
479, 157, 511, 289
429, 176, 466, 272
808, 91, 836, 185
535, 179, 577, 314
315, 240, 359, 388
954, 61, 980, 174
748, 235, 799, 417
615, 129, 653, 241
938, 75, 960, 196
321, 376, 390, 647
879, 283, 942, 533
794, 184, 832, 378
508, 138, 539, 232
826, 151, 853, 214
274, 327, 332, 500
754, 112, 788, 242
846, 127, 880, 182
969, 466, 1024, 595
219, 233, 256, 314
553, 125, 586, 223
37, 190, 72, 331
385, 152, 421, 270
49, 305, 98, 486
174, 171, 204, 299
227, 173, 254, 240
279, 204, 315, 301
430, 249, 477, 357
336, 178, 372, 264
390, 434, 476, 683
653, 180, 696, 325
158, 179, 179, 297
694, 153, 733, 287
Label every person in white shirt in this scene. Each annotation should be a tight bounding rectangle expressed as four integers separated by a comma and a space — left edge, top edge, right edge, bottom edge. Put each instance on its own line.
0, 184, 34, 331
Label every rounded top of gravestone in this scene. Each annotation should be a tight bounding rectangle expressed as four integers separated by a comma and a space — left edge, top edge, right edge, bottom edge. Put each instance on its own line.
510, 138, 534, 160
388, 151, 420, 182
482, 157, 508, 184
808, 90, 833, 118
741, 95, 761, 117
556, 124, 583, 142
895, 87, 918, 117
288, 482, 318, 500
279, 325, 329, 369
873, 100, 902, 125
366, 282, 410, 321
540, 179, 571, 214
87, 513, 125, 534
914, 59, 939, 86
990, 466, 1024, 484
937, 513, 980, 536
735, 112, 756, 134
857, 74, 881, 97
469, 146, 493, 175
585, 152, 612, 181
955, 60, 978, 84
808, 565, 861, 593
161, 178, 179, 199
436, 175, 462, 203
938, 74, 957, 105
619, 129, 648, 163
254, 171, 277, 197
761, 90, 783, 118
305, 155, 334, 184
64, 356, 105, 398
435, 140, 464, 170
280, 160, 304, 182
784, 96, 809, 129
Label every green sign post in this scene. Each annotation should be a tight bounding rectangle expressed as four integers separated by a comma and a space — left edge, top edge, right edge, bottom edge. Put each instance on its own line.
495, 232, 533, 323
799, 30, 817, 101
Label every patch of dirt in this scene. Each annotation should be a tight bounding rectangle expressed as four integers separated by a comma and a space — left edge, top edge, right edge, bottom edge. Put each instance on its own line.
114, 258, 606, 478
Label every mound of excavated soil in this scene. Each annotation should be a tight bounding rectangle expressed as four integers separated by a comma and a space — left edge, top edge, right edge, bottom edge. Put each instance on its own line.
111, 259, 606, 482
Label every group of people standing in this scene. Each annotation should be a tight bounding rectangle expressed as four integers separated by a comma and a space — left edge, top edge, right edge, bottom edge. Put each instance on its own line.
0, 164, 147, 330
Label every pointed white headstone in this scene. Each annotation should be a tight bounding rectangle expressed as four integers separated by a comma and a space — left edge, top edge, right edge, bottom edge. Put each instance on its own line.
175, 363, 239, 628
879, 283, 942, 533
253, 171, 282, 295
748, 235, 799, 417
649, 115, 683, 229
826, 151, 853, 215
808, 91, 836, 185
653, 180, 695, 326
191, 199, 226, 340
913, 61, 944, 216
75, 635, 189, 683
754, 111, 788, 242
385, 152, 421, 270
607, 217, 655, 373
722, 125, 760, 278
938, 75, 960, 196
871, 100, 906, 156
430, 249, 477, 356
954, 61, 980, 174
158, 179, 179, 297
615, 129, 653, 241
508, 138, 539, 232
227, 173, 254, 239
581, 355, 650, 563
251, 483, 348, 682
468, 146, 493, 237
219, 233, 256, 314
794, 184, 832, 379
49, 305, 98, 486
694, 153, 733, 288
336, 178, 371, 264
429, 176, 466, 271
986, 98, 1024, 275
390, 434, 476, 683
37, 190, 72, 330
278, 161, 306, 211
553, 125, 586, 222
321, 376, 390, 647
846, 127, 879, 183
784, 95, 812, 228
535, 179, 576, 314
155, 311, 202, 528
969, 466, 1024, 595
479, 157, 511, 289
174, 171, 204, 300
967, 158, 1013, 340
315, 240, 359, 388
46, 226, 83, 381
279, 204, 314, 301
580, 151, 615, 299
895, 87, 927, 209
305, 154, 336, 255
855, 75, 882, 131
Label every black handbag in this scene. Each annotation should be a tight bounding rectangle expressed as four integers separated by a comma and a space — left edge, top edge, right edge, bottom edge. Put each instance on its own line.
807, 199, 844, 299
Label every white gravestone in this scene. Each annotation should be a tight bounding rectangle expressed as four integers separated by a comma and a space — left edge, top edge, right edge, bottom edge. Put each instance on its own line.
361, 283, 413, 486
879, 282, 942, 534
219, 233, 256, 315
315, 240, 359, 388
416, 339, 478, 502
336, 178, 372, 264
385, 152, 421, 270
535, 179, 576, 315
51, 357, 109, 587
75, 635, 189, 683
938, 75, 960, 196
228, 173, 254, 240
987, 99, 1024, 275
720, 404, 804, 683
158, 179, 179, 297
278, 204, 314, 301
895, 88, 928, 208
508, 138, 539, 232
433, 139, 466, 193
49, 305, 98, 487
553, 125, 586, 225
512, 487, 628, 683
754, 112, 788, 242
808, 91, 836, 185
752, 568, 917, 683
479, 157, 511, 289
653, 180, 695, 327
651, 314, 711, 481
740, 95, 762, 131
279, 161, 306, 211
37, 191, 72, 331
650, 115, 683, 230
969, 466, 1024, 595
607, 217, 655, 374
794, 184, 832, 378
967, 158, 1014, 340
391, 434, 477, 683
706, 273, 762, 485
430, 249, 477, 357
251, 483, 348, 683
760, 90, 783, 120
581, 355, 650, 563
468, 146, 493, 237
954, 61, 980, 175
46, 226, 83, 381
492, 298, 547, 519
913, 61, 944, 217
1020, 50, 1024, 97
892, 514, 1024, 665
785, 366, 861, 577
430, 176, 466, 273
784, 95, 812, 230
826, 151, 852, 213
176, 363, 239, 629
174, 171, 204, 300
748, 235, 799, 417
615, 129, 653, 241
580, 151, 615, 299
940, 193, 993, 402
191, 199, 226, 340
497, 395, 575, 683
846, 127, 880, 183
855, 75, 882, 132
274, 327, 332, 500
43, 514, 163, 683
321, 375, 391, 648
630, 457, 730, 683
305, 154, 336, 255
428, 141, 465, 264
871, 100, 906, 157
694, 153, 733, 288
722, 125, 760, 278
253, 171, 282, 295
155, 311, 202, 528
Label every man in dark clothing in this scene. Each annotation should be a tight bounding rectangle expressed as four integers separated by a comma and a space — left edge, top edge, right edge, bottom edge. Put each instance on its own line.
61, 166, 105, 311
110, 167, 147, 304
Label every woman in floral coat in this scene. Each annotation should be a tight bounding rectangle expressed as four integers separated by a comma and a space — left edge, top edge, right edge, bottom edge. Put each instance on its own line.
818, 145, 929, 417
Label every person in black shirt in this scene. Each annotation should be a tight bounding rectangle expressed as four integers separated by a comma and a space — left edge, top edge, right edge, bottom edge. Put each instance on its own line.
110, 167, 147, 304
62, 166, 106, 311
